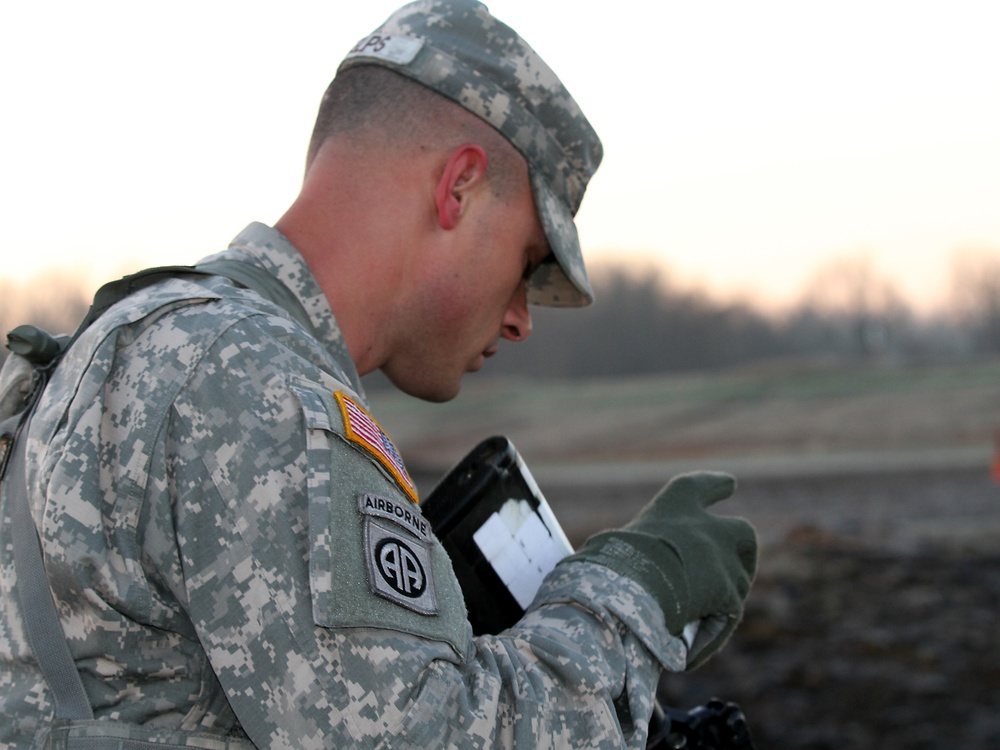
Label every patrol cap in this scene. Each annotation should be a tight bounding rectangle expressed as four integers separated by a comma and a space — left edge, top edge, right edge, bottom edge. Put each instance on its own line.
338, 0, 603, 307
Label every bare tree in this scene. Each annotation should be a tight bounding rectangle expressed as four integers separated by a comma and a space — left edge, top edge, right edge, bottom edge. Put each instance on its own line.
950, 247, 1000, 354
799, 253, 908, 359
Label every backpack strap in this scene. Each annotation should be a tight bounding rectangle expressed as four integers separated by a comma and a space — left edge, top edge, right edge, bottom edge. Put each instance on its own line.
6, 411, 95, 720
2, 319, 93, 718
196, 259, 314, 334
2, 258, 309, 721
58, 260, 314, 363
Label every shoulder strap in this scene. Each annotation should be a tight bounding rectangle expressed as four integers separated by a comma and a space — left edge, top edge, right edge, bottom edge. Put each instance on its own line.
195, 259, 314, 333
2, 258, 309, 722
6, 412, 94, 720
64, 259, 314, 359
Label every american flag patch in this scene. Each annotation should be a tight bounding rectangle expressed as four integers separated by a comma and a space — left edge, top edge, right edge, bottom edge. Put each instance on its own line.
335, 392, 418, 503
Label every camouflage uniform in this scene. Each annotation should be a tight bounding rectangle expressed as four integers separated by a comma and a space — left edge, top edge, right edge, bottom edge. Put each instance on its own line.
1, 1, 707, 746
0, 223, 686, 748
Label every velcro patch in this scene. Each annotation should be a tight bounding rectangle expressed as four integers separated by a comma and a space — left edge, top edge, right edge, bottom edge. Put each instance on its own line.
335, 392, 418, 503
364, 521, 437, 615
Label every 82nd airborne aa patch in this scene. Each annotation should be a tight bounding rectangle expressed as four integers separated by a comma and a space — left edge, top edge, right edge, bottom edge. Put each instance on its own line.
358, 493, 439, 616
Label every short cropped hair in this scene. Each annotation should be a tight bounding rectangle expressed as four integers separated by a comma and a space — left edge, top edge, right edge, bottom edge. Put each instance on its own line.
307, 66, 522, 199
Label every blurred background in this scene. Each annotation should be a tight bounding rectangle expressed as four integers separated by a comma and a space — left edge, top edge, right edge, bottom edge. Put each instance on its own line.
3, 1, 999, 747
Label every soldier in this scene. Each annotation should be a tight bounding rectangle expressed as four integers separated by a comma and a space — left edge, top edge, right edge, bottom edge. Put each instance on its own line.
0, 1, 757, 748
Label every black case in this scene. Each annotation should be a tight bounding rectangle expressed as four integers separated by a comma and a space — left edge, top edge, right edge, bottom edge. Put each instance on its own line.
421, 435, 570, 635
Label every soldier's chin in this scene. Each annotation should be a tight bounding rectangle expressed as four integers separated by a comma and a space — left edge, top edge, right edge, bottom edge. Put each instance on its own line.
467, 353, 487, 373
382, 366, 462, 404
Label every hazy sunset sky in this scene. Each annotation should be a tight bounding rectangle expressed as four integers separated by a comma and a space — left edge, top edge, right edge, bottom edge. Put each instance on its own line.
3, 1, 998, 313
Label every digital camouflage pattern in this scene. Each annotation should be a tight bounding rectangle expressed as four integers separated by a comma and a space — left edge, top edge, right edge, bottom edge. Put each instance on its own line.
0, 223, 686, 749
339, 0, 603, 308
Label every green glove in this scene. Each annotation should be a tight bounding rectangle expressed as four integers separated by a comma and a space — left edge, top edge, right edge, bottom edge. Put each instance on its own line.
564, 471, 757, 669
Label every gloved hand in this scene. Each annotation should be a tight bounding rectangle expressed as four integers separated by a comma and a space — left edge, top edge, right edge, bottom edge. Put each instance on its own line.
564, 472, 757, 669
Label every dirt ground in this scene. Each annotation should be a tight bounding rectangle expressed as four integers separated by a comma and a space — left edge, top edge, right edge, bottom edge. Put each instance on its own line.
552, 466, 1000, 750
414, 462, 1000, 749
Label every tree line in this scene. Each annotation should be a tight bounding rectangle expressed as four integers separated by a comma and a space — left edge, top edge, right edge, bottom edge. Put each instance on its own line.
488, 251, 1000, 378
3, 250, 1000, 377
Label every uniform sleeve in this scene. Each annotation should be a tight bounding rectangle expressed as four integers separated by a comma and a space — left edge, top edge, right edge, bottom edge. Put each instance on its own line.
160, 322, 684, 749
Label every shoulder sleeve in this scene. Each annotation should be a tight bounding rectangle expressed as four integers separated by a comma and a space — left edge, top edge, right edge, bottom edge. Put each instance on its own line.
287, 381, 468, 652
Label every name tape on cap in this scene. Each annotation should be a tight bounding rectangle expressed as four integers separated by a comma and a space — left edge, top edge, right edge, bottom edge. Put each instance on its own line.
346, 34, 424, 66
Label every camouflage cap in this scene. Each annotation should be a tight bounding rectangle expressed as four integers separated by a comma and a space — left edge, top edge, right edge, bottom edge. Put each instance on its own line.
338, 0, 603, 307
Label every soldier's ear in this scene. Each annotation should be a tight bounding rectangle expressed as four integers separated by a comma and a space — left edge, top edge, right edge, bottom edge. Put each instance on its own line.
434, 143, 488, 230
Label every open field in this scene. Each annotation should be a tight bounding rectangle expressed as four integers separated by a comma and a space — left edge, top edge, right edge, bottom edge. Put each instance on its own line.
374, 359, 1000, 749
377, 358, 999, 550
377, 358, 998, 476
